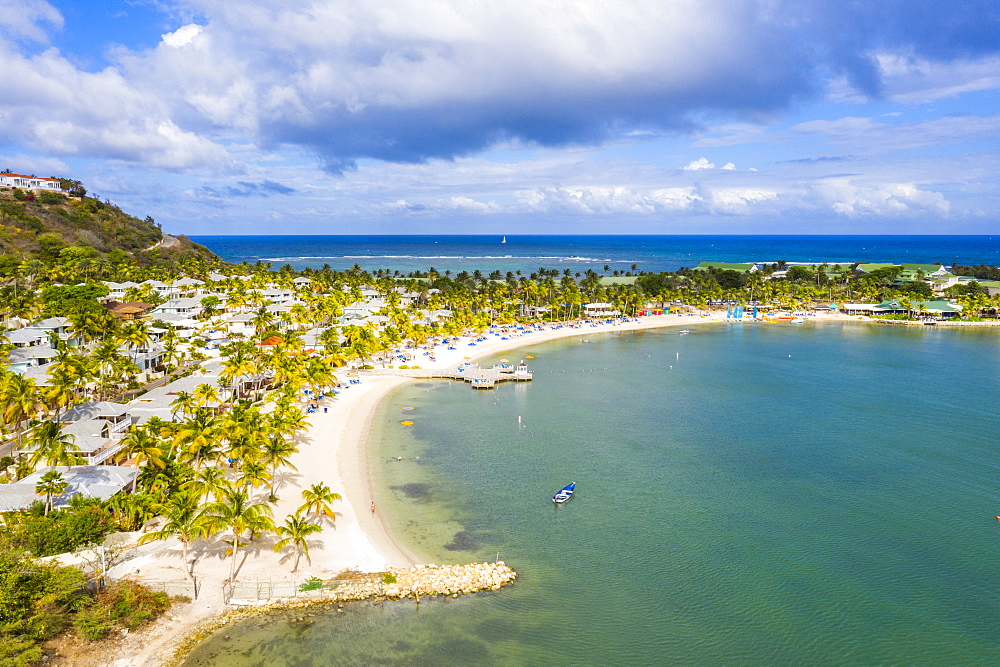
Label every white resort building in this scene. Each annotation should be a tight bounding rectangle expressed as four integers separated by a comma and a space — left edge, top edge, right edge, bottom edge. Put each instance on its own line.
0, 172, 63, 191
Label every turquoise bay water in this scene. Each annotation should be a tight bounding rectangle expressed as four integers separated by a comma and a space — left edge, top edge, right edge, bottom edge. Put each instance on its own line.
185, 323, 1000, 665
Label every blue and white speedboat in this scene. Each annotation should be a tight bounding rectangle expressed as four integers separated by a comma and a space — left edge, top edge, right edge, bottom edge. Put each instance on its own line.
552, 482, 575, 504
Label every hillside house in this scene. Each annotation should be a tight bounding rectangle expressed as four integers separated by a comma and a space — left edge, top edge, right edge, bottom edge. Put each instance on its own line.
0, 172, 63, 191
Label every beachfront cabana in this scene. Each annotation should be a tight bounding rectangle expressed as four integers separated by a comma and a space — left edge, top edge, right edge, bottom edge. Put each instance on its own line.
839, 303, 878, 315
584, 302, 621, 317
868, 299, 962, 319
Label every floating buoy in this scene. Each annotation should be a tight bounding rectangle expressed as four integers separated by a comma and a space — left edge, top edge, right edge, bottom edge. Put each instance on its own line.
526, 355, 534, 359
402, 406, 415, 411
400, 420, 414, 425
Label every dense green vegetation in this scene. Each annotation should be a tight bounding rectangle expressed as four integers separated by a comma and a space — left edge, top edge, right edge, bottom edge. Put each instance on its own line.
4, 497, 118, 558
0, 548, 89, 665
950, 264, 1000, 281
0, 185, 221, 288
0, 544, 172, 664
0, 496, 171, 663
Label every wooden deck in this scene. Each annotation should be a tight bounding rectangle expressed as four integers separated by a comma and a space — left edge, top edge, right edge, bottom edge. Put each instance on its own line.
353, 363, 532, 389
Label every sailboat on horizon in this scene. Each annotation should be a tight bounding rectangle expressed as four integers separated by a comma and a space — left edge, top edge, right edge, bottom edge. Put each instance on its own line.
502, 235, 506, 244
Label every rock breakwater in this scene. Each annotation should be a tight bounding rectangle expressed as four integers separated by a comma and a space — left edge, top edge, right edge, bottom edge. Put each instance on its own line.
227, 561, 517, 607
385, 561, 517, 598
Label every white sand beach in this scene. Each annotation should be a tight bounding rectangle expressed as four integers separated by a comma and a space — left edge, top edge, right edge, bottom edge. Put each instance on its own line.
94, 310, 869, 665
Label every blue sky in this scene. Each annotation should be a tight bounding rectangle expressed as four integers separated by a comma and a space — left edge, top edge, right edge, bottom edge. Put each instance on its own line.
1, 0, 999, 235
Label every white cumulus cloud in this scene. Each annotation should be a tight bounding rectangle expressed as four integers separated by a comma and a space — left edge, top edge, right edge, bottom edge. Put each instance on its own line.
683, 157, 715, 171
813, 178, 950, 217
710, 188, 778, 213
0, 0, 62, 44
162, 24, 204, 49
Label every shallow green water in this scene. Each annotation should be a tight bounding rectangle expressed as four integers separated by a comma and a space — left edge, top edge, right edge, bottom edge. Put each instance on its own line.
186, 322, 1000, 665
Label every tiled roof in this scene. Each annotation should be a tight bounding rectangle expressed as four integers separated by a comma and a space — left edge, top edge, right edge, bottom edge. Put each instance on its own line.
0, 172, 60, 182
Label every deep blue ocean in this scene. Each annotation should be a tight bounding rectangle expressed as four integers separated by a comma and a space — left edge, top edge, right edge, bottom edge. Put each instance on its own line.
190, 235, 1000, 275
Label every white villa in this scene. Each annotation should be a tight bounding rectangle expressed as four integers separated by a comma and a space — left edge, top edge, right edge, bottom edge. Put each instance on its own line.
0, 172, 63, 191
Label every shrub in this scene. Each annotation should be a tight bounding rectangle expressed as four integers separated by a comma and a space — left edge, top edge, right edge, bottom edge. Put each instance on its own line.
0, 548, 89, 662
73, 611, 112, 641
5, 498, 117, 557
81, 581, 171, 636
381, 573, 397, 584
0, 636, 45, 665
300, 577, 323, 592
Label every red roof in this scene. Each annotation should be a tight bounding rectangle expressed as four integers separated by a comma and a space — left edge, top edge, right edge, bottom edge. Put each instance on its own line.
259, 336, 284, 346
0, 172, 60, 182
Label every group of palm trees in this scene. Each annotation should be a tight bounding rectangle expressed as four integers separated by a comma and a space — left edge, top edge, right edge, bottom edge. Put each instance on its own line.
5, 255, 999, 590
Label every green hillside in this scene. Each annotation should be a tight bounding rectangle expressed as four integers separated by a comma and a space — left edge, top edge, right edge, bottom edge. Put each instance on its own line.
0, 186, 218, 266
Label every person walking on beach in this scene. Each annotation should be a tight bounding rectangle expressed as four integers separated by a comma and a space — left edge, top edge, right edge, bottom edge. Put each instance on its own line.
371, 501, 376, 515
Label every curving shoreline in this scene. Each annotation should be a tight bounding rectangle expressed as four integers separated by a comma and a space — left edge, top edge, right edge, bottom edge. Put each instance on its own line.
106, 311, 957, 665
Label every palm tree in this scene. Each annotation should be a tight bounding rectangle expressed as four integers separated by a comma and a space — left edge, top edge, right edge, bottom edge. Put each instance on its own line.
272, 512, 322, 572
261, 433, 298, 501
174, 409, 219, 470
43, 368, 77, 422
1, 373, 44, 453
117, 427, 166, 492
193, 383, 221, 409
77, 305, 120, 344
203, 484, 275, 585
169, 390, 196, 420
119, 320, 153, 370
297, 482, 341, 524
219, 344, 257, 402
221, 402, 265, 476
238, 459, 271, 490
35, 469, 68, 516
250, 306, 275, 339
106, 491, 158, 532
184, 465, 228, 503
138, 490, 210, 583
26, 420, 83, 469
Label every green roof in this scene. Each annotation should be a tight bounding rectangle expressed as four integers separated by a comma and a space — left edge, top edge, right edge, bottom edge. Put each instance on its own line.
693, 262, 757, 272
875, 298, 959, 312
856, 263, 896, 272
900, 264, 946, 272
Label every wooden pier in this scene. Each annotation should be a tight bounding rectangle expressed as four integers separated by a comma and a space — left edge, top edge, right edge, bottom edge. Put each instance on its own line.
353, 362, 532, 389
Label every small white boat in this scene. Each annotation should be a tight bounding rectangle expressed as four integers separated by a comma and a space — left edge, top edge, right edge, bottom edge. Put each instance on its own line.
552, 482, 575, 504
502, 235, 507, 244
679, 329, 690, 334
